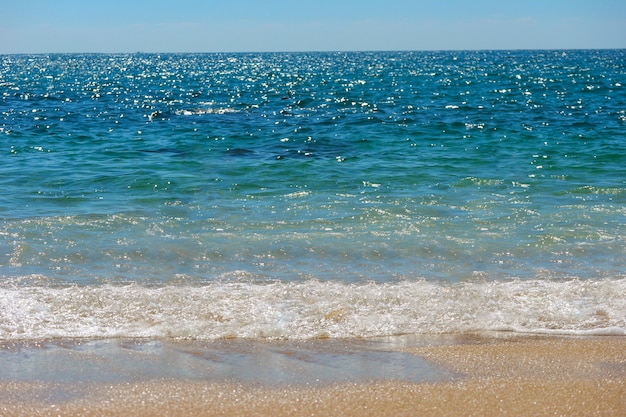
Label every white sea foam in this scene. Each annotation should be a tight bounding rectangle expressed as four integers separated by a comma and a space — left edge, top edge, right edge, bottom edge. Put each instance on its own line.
1, 278, 624, 341
175, 107, 239, 116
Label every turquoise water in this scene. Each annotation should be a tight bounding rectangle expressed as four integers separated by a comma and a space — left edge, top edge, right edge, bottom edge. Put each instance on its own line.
1, 50, 625, 339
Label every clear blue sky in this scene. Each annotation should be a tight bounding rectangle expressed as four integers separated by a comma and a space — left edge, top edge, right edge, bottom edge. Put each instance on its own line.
1, 0, 625, 53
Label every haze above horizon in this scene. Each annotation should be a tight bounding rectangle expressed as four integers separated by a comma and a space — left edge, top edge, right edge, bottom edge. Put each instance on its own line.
1, 0, 625, 54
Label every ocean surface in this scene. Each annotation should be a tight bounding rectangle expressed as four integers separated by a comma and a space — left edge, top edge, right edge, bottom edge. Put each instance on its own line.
1, 50, 625, 341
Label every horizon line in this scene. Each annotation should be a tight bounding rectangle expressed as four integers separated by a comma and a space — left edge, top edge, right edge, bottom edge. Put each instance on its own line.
2, 47, 625, 56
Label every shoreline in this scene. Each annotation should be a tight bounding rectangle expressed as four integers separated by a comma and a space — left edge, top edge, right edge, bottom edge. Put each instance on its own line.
0, 334, 624, 416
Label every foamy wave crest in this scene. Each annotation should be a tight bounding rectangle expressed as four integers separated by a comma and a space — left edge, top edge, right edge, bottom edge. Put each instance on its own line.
175, 108, 239, 116
1, 278, 624, 340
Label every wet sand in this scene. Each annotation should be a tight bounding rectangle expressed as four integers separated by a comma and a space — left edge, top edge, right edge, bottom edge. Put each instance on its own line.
0, 335, 624, 416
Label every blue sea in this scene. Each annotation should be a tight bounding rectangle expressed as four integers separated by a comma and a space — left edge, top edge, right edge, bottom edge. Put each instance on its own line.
1, 50, 625, 340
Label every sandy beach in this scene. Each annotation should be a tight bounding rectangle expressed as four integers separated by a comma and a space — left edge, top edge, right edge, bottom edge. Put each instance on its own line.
0, 334, 624, 416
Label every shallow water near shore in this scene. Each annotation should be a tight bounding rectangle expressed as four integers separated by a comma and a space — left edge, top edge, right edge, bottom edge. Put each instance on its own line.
0, 336, 457, 386
0, 335, 624, 417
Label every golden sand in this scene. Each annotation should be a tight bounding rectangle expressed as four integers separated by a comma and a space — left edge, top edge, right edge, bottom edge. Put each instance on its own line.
1, 336, 624, 417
